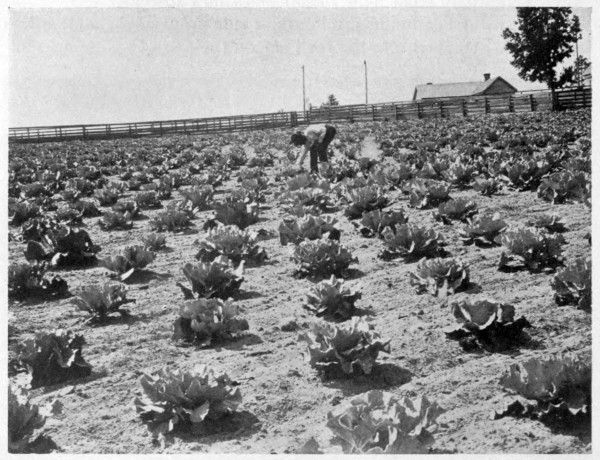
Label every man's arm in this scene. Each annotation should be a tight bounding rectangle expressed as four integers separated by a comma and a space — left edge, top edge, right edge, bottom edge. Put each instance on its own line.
296, 145, 309, 166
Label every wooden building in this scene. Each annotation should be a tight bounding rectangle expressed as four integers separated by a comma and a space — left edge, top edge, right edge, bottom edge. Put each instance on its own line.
413, 73, 518, 100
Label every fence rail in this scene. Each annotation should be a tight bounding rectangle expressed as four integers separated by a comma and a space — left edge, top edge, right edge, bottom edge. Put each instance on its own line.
9, 86, 591, 144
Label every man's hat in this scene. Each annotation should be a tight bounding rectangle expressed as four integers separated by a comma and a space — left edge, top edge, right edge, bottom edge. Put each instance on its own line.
290, 132, 304, 145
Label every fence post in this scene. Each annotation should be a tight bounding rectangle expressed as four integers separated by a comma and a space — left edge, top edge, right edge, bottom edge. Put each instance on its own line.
417, 102, 422, 119
529, 94, 535, 112
27, 128, 30, 141
439, 101, 444, 118
462, 99, 467, 117
484, 97, 489, 114
509, 95, 514, 112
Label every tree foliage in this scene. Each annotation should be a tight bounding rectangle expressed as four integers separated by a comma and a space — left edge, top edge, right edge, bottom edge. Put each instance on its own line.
322, 94, 340, 107
502, 8, 581, 92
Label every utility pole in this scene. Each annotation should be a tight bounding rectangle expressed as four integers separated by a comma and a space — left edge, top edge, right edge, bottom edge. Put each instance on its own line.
364, 60, 368, 105
302, 65, 306, 115
575, 35, 581, 87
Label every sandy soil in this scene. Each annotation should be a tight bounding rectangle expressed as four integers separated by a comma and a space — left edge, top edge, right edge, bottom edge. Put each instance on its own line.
8, 117, 592, 454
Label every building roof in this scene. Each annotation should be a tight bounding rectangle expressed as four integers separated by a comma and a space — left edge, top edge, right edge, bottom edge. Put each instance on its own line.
413, 76, 518, 100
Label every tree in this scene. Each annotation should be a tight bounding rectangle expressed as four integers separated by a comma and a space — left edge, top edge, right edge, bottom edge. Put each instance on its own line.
321, 94, 340, 107
502, 8, 581, 97
573, 56, 591, 87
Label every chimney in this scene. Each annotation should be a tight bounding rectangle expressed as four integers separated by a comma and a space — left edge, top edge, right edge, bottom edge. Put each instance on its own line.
484, 73, 491, 81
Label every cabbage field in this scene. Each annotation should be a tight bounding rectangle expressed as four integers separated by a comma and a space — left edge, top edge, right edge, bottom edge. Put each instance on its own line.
8, 109, 592, 454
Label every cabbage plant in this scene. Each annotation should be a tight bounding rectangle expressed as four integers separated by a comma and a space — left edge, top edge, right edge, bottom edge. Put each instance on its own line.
495, 354, 590, 426
134, 365, 242, 438
150, 209, 192, 232
8, 386, 58, 453
293, 238, 357, 278
24, 227, 101, 267
135, 191, 162, 209
342, 185, 389, 219
112, 200, 141, 218
55, 207, 84, 226
325, 390, 445, 453
503, 158, 551, 191
435, 198, 478, 224
195, 225, 267, 265
21, 216, 60, 242
9, 262, 69, 300
71, 283, 135, 321
100, 245, 155, 281
304, 275, 362, 320
10, 202, 41, 226
285, 173, 330, 192
446, 298, 531, 352
71, 199, 101, 217
298, 318, 390, 375
472, 176, 500, 196
177, 256, 244, 299
99, 210, 134, 230
12, 330, 92, 388
380, 224, 443, 260
551, 257, 591, 311
368, 163, 412, 189
94, 187, 121, 206
285, 203, 323, 217
458, 213, 507, 246
279, 215, 340, 245
409, 257, 470, 297
406, 179, 451, 209
210, 199, 260, 229
141, 232, 167, 251
526, 213, 567, 233
278, 187, 331, 213
357, 209, 408, 238
537, 170, 589, 204
498, 227, 564, 271
172, 298, 249, 346
178, 185, 214, 212
442, 160, 475, 188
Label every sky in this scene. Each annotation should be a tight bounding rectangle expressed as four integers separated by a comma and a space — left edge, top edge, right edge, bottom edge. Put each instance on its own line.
8, 5, 593, 127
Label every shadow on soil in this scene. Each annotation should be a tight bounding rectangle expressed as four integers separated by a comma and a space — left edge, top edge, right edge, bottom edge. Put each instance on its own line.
123, 270, 173, 284
236, 290, 263, 300
216, 333, 263, 351
544, 417, 591, 443
169, 411, 261, 444
40, 368, 109, 394
87, 311, 142, 328
320, 363, 413, 396
9, 291, 73, 309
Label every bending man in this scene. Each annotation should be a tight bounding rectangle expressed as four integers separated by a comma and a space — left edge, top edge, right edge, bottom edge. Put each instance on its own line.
290, 124, 337, 174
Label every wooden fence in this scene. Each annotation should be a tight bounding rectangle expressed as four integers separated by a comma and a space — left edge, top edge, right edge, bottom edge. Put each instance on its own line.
9, 86, 591, 144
